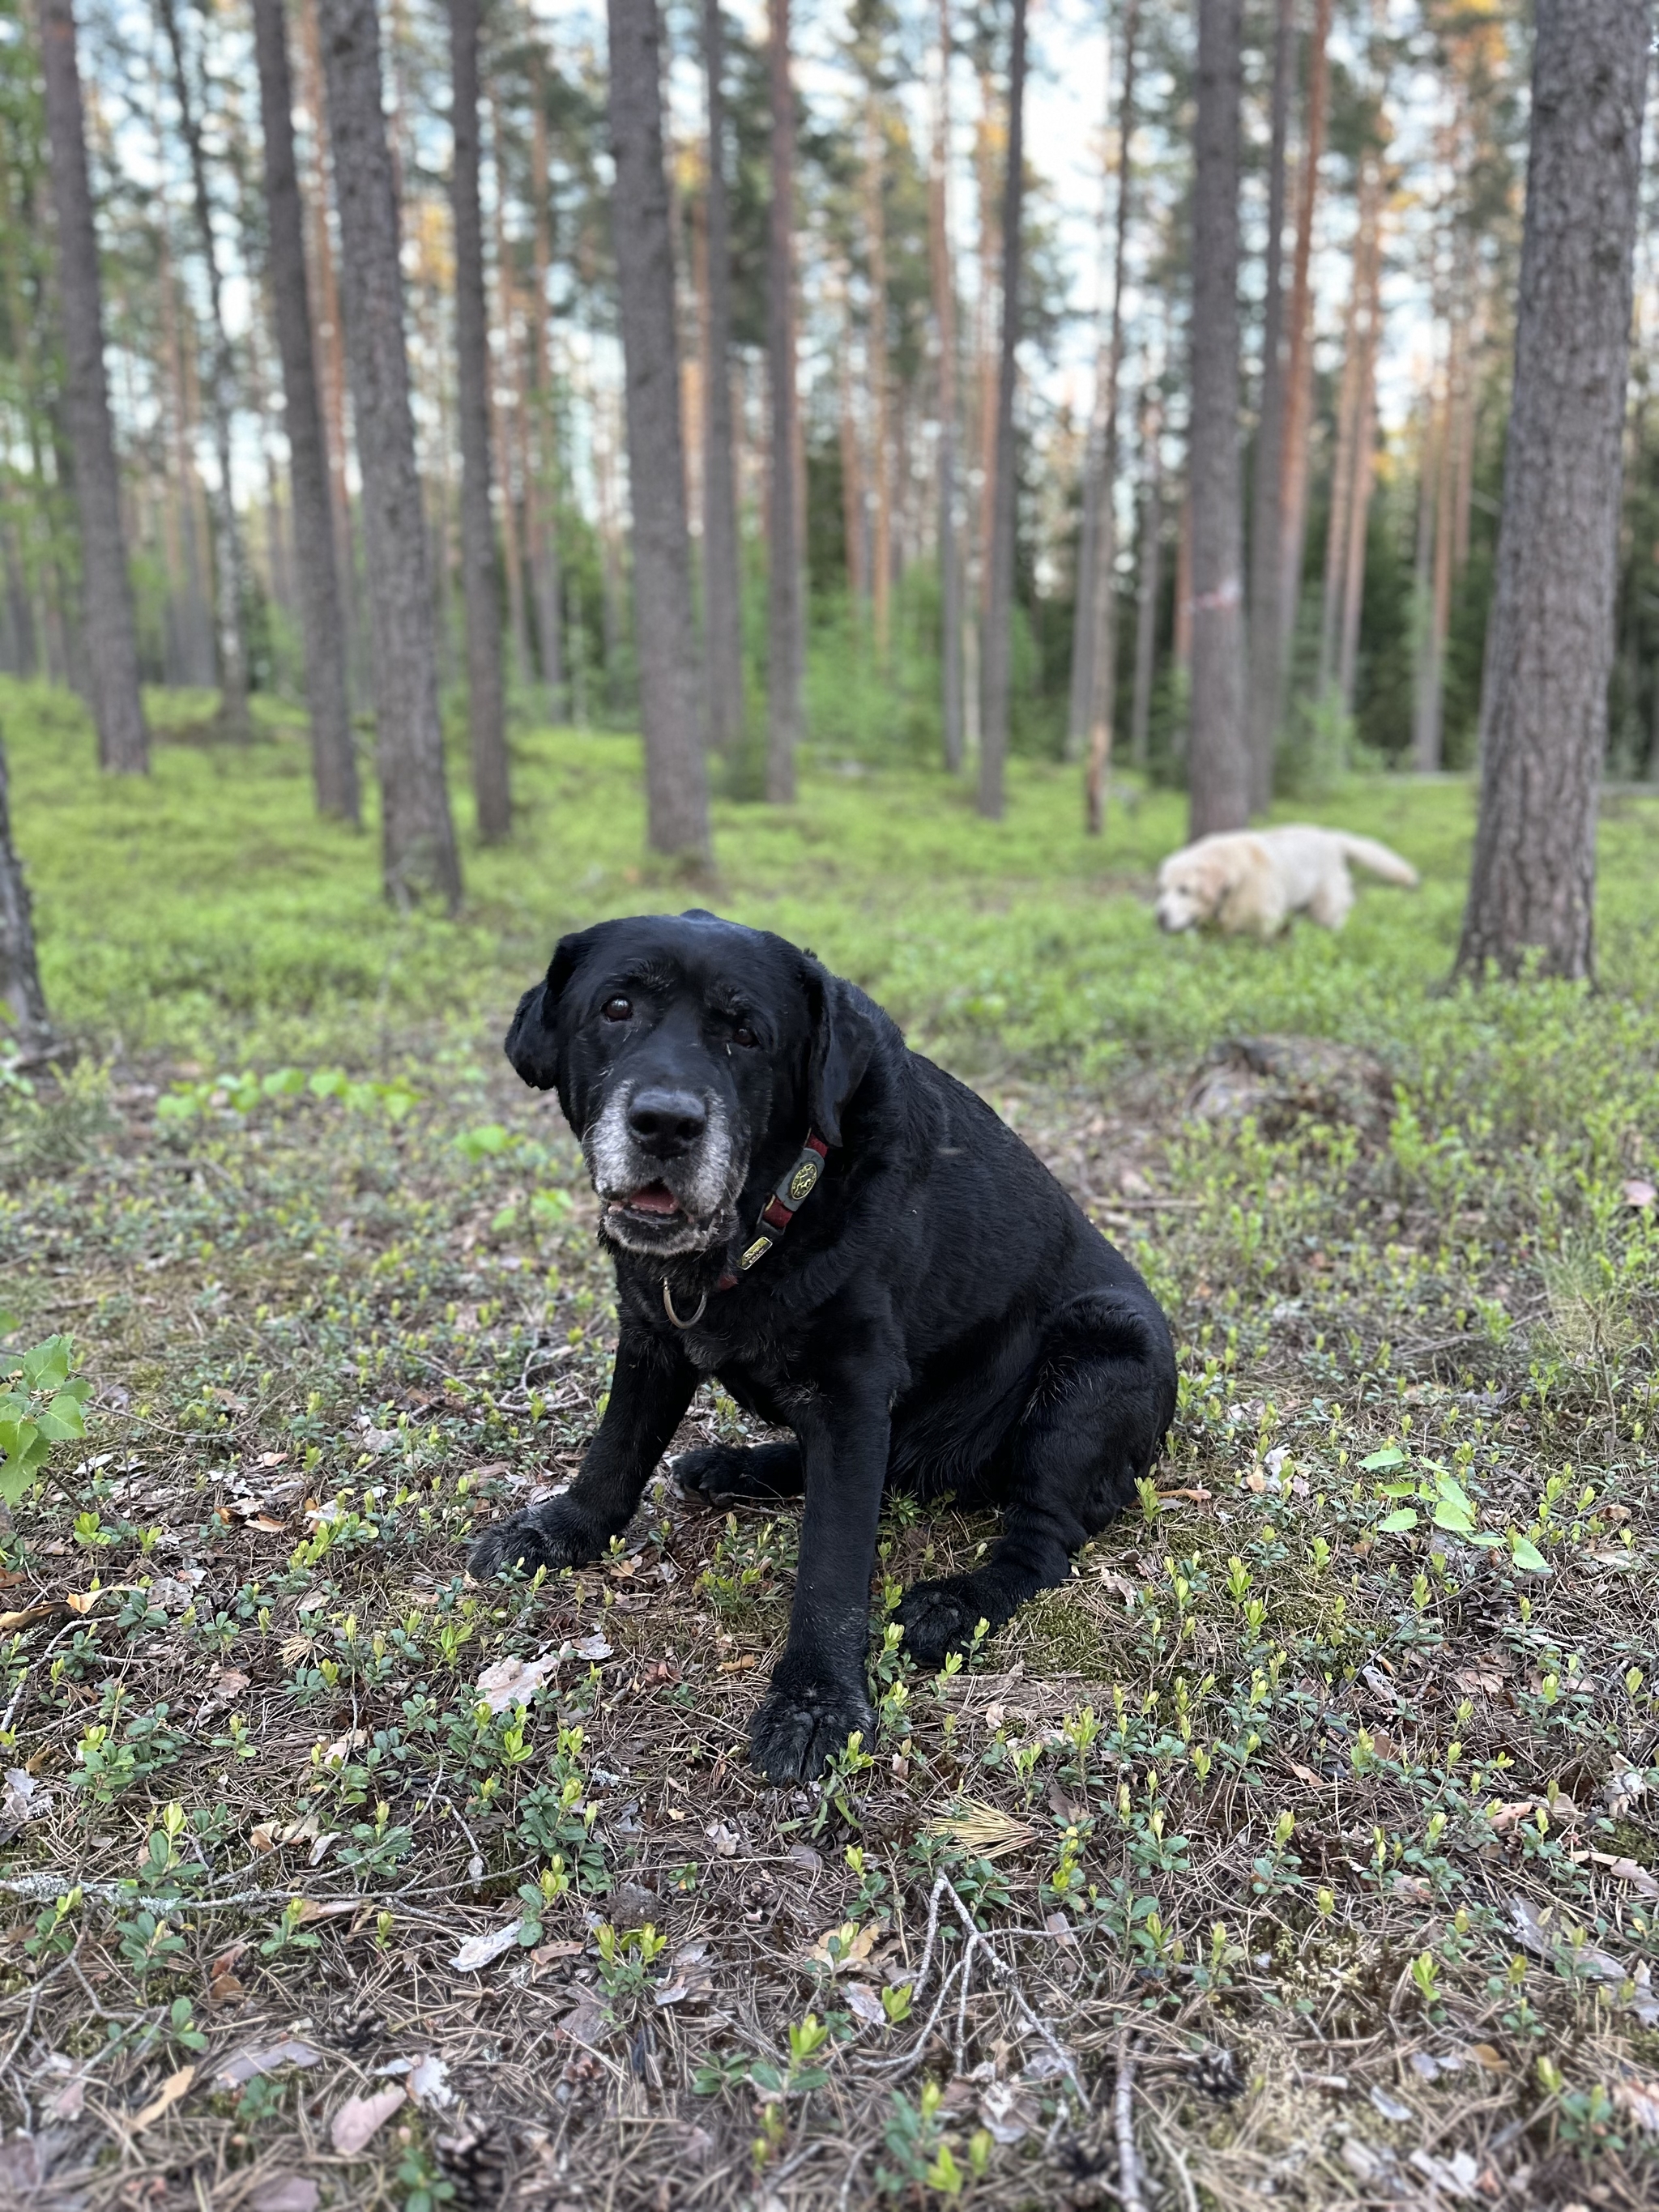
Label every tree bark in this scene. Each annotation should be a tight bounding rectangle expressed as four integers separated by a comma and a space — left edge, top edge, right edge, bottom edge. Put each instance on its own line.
528, 57, 564, 717
1082, 0, 1140, 837
701, 0, 744, 754
838, 271, 867, 598
1456, 0, 1647, 982
36, 0, 149, 774
1335, 239, 1380, 718
1186, 0, 1247, 839
1276, 0, 1332, 680
1317, 143, 1380, 706
930, 0, 962, 773
449, 0, 510, 842
765, 0, 803, 802
318, 0, 462, 908
608, 0, 712, 856
0, 729, 60, 1066
863, 100, 892, 661
1410, 386, 1442, 770
1129, 379, 1162, 770
157, 0, 254, 744
252, 0, 359, 822
976, 0, 1026, 823
1244, 0, 1293, 808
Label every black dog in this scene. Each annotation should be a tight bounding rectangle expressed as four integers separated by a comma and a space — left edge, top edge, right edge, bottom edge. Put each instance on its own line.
470, 912, 1176, 1783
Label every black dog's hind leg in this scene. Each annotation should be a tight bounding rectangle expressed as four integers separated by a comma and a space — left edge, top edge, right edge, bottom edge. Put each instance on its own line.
894, 1297, 1175, 1669
471, 1325, 697, 1577
676, 1440, 804, 1506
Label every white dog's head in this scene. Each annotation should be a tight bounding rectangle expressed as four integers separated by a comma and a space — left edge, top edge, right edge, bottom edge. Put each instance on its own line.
1154, 844, 1236, 932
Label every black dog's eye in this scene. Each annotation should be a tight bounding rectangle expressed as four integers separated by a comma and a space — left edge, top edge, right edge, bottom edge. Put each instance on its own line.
601, 995, 633, 1023
732, 1023, 758, 1049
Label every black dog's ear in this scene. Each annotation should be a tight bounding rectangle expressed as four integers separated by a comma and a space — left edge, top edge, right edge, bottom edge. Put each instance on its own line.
803, 959, 876, 1149
503, 931, 590, 1096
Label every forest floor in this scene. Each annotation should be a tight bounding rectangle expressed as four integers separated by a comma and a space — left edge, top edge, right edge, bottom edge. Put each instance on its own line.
2, 680, 1658, 2211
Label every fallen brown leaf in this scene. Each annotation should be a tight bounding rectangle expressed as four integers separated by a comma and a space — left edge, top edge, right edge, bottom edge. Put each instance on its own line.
130, 2064, 195, 2132
330, 2083, 406, 2157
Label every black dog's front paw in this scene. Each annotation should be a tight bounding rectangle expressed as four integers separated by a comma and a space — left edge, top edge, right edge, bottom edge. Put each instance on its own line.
749, 1670, 876, 1784
893, 1575, 1003, 1670
468, 1498, 607, 1579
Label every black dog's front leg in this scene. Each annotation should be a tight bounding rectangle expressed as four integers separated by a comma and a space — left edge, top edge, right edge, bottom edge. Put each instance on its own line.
470, 1324, 697, 1578
749, 1384, 890, 1784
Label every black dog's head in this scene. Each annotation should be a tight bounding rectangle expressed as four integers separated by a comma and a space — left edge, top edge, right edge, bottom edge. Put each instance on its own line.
505, 912, 876, 1259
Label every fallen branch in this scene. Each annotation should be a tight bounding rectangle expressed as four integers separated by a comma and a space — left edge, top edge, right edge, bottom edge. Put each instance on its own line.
1115, 2028, 1145, 2212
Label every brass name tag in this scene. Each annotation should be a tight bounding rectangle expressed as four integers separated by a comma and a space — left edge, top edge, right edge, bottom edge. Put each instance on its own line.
740, 1235, 774, 1270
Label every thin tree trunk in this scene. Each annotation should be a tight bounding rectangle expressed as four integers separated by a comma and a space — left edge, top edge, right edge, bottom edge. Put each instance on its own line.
319, 0, 462, 906
1245, 0, 1294, 807
1067, 22, 1118, 765
1410, 387, 1441, 770
1336, 158, 1383, 715
1276, 0, 1332, 682
1129, 380, 1162, 770
0, 731, 60, 1065
487, 130, 534, 704
1186, 0, 1247, 838
976, 0, 1026, 822
1456, 0, 1647, 982
701, 0, 744, 752
931, 0, 962, 772
36, 0, 148, 772
252, 0, 358, 821
296, 0, 357, 685
766, 0, 803, 801
608, 0, 712, 855
1082, 0, 1140, 837
1173, 486, 1192, 676
449, 0, 510, 843
838, 274, 867, 599
1318, 144, 1379, 702
157, 0, 253, 743
528, 57, 563, 716
864, 101, 892, 660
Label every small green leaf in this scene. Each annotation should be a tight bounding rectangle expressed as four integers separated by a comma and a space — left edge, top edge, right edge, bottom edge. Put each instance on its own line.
1377, 1507, 1419, 1533
1509, 1536, 1550, 1575
1360, 1446, 1406, 1470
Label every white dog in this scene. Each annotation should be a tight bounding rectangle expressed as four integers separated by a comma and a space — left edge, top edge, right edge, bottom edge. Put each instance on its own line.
1154, 825, 1419, 937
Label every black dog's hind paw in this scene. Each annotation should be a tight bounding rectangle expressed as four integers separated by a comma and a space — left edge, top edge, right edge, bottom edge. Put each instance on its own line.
468, 1498, 605, 1580
893, 1575, 1007, 1670
675, 1442, 804, 1507
749, 1672, 876, 1784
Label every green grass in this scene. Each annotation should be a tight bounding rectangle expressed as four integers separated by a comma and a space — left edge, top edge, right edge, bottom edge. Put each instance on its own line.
2, 678, 1658, 2208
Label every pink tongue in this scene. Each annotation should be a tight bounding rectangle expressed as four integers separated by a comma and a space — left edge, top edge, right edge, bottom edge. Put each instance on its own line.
626, 1183, 681, 1215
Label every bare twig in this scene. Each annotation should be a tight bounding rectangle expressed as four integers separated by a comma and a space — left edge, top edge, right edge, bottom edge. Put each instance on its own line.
1115, 2029, 1145, 2212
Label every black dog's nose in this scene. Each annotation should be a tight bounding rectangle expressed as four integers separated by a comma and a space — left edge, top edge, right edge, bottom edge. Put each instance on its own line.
627, 1087, 707, 1156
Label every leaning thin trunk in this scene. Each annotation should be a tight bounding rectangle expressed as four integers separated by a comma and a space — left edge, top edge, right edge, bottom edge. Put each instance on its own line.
1244, 0, 1294, 808
864, 100, 892, 661
1456, 0, 1647, 982
975, 0, 1026, 821
930, 0, 963, 772
608, 0, 712, 855
36, 0, 148, 772
251, 0, 358, 821
1129, 381, 1162, 770
157, 0, 253, 744
529, 58, 564, 717
1335, 241, 1380, 718
766, 0, 803, 800
1186, 0, 1248, 838
700, 0, 744, 752
450, 0, 510, 842
318, 0, 462, 907
0, 728, 61, 1065
1082, 0, 1140, 837
1275, 0, 1333, 683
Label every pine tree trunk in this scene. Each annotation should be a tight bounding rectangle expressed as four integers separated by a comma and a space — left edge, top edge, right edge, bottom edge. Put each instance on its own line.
701, 0, 744, 753
765, 0, 803, 801
1456, 0, 1647, 982
1186, 0, 1247, 839
838, 275, 867, 598
252, 0, 358, 822
1317, 144, 1380, 705
450, 0, 510, 842
318, 0, 462, 907
1336, 239, 1380, 717
0, 729, 60, 1066
157, 0, 253, 744
608, 0, 712, 855
930, 0, 962, 773
1275, 0, 1332, 687
976, 0, 1026, 823
1082, 0, 1140, 837
1128, 381, 1162, 771
1410, 388, 1441, 771
36, 0, 148, 774
1244, 0, 1293, 807
296, 0, 359, 688
864, 101, 892, 661
528, 61, 564, 717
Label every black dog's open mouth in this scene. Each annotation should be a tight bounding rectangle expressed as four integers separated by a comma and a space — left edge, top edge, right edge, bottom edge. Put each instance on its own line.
607, 1181, 684, 1223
